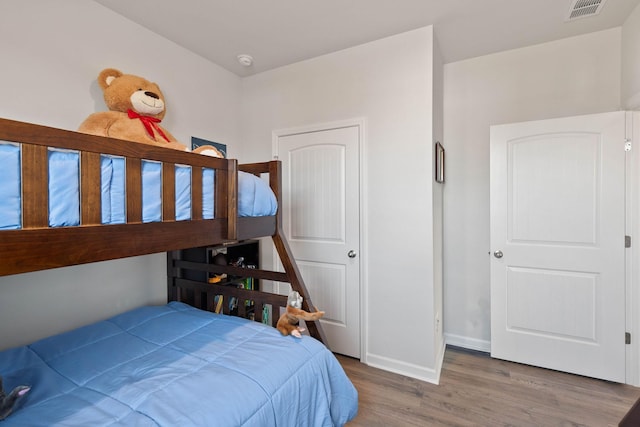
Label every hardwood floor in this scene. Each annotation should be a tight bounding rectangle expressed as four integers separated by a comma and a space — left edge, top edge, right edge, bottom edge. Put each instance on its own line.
338, 347, 640, 427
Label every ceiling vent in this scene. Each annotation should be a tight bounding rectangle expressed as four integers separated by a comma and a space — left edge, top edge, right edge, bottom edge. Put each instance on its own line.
565, 0, 608, 21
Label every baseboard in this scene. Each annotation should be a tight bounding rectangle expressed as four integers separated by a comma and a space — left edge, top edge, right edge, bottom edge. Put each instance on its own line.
444, 333, 491, 353
365, 341, 445, 385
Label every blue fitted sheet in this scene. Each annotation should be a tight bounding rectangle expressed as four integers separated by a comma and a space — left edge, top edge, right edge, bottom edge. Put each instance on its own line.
100, 155, 126, 224
0, 143, 277, 228
0, 144, 21, 229
0, 302, 358, 426
175, 164, 192, 221
238, 168, 278, 217
48, 150, 80, 227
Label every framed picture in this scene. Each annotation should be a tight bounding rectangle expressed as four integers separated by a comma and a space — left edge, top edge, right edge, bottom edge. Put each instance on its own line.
191, 136, 227, 158
435, 141, 445, 183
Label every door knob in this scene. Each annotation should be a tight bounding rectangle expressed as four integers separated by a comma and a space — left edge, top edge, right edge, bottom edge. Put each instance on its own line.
348, 250, 357, 258
494, 250, 503, 259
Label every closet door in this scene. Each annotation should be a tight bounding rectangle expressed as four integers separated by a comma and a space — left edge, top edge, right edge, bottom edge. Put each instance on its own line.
276, 124, 361, 358
490, 111, 626, 382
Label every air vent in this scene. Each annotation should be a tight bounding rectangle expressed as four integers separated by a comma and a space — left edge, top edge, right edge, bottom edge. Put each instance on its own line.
566, 0, 607, 21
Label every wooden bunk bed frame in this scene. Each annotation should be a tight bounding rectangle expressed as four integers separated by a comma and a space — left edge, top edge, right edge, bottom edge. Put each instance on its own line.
0, 117, 326, 343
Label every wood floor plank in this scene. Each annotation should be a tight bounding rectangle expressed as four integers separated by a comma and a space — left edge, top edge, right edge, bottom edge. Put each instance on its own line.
339, 347, 640, 427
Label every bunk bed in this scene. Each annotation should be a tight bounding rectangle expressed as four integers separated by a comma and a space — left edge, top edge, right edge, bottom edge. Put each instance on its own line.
0, 118, 357, 426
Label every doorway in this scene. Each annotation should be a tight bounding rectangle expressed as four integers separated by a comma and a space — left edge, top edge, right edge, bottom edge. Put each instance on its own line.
490, 111, 627, 382
274, 121, 363, 358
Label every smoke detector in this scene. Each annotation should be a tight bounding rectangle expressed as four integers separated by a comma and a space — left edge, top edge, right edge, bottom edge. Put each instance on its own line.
565, 0, 608, 21
237, 54, 254, 67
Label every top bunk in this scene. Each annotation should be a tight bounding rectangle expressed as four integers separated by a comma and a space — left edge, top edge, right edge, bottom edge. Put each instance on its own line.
0, 117, 280, 277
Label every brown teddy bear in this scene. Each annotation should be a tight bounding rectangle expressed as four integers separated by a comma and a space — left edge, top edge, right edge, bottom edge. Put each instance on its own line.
79, 68, 219, 156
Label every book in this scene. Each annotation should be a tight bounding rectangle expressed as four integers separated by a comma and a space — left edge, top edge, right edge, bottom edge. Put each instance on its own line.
213, 295, 223, 314
262, 304, 272, 326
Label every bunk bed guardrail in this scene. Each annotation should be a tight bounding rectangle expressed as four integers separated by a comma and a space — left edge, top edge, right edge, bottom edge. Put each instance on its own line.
0, 117, 237, 275
0, 117, 326, 344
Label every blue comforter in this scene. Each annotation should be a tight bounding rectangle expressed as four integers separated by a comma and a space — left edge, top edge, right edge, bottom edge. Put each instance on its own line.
0, 302, 358, 426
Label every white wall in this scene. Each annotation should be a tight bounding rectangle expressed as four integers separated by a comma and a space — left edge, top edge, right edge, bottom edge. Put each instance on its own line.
622, 2, 640, 109
432, 37, 445, 365
443, 28, 622, 351
0, 0, 242, 350
2, 0, 630, 383
241, 27, 443, 382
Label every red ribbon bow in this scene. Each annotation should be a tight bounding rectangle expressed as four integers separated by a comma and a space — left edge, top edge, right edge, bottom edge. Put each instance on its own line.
127, 109, 170, 143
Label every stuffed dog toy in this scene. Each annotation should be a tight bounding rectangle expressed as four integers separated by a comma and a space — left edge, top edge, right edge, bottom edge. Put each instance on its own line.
276, 291, 325, 338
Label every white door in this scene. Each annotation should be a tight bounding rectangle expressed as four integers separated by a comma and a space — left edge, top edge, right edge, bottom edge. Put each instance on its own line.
276, 125, 361, 358
490, 111, 626, 382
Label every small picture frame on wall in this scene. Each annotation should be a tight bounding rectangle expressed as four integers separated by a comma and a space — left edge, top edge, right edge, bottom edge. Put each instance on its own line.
435, 141, 445, 183
191, 136, 227, 158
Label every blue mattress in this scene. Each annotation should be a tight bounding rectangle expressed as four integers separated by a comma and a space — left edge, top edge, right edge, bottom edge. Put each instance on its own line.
0, 143, 278, 229
0, 302, 358, 426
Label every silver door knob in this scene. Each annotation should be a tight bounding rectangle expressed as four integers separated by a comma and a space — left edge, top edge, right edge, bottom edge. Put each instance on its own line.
494, 250, 503, 259
348, 250, 357, 258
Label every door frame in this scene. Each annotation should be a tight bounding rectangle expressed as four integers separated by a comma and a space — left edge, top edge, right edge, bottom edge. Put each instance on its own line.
627, 111, 639, 386
272, 117, 368, 362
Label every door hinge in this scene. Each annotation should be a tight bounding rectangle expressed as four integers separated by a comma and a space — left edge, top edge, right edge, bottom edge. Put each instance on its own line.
626, 235, 631, 248
626, 332, 631, 345
625, 139, 632, 152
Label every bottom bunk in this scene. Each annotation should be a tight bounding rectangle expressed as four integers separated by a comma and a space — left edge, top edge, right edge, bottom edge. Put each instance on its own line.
167, 235, 327, 345
167, 185, 329, 345
0, 302, 358, 426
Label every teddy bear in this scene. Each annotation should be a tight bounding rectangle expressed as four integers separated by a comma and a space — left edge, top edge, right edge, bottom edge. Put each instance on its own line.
78, 68, 220, 156
276, 291, 325, 338
0, 376, 30, 420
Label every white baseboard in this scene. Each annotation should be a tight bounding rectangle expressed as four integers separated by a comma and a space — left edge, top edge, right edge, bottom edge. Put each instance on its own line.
365, 339, 445, 385
444, 333, 491, 353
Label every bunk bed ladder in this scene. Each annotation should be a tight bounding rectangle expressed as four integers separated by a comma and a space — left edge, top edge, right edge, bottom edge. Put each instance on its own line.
167, 160, 328, 345
271, 231, 328, 344
268, 159, 327, 344
167, 244, 328, 345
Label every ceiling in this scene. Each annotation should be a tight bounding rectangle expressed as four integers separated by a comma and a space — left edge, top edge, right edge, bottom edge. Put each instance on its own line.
94, 0, 640, 77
